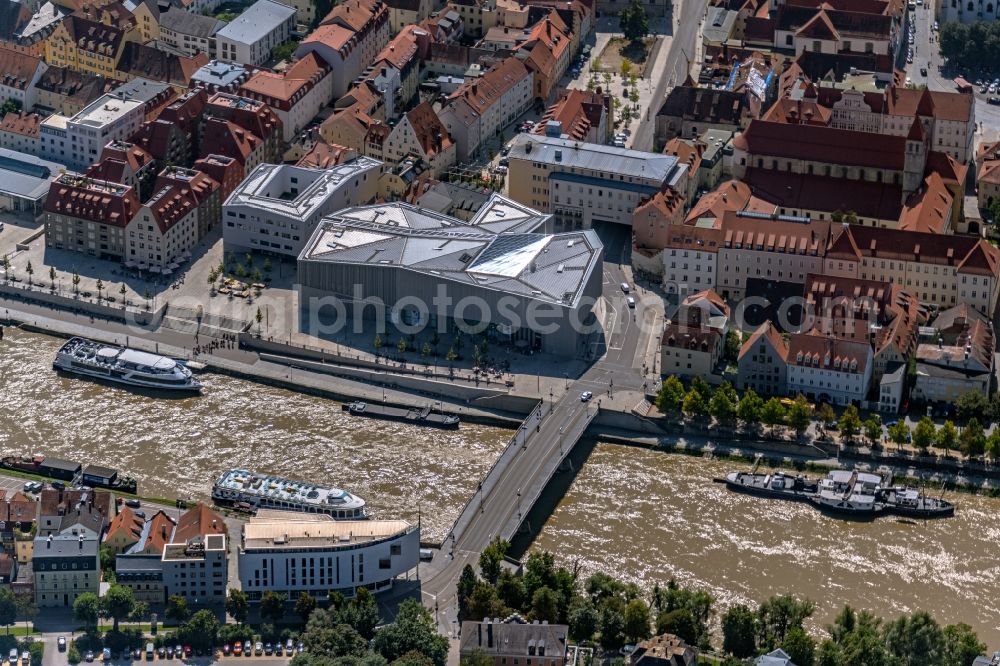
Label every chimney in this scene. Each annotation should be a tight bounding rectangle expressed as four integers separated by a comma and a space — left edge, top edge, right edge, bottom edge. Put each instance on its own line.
78, 534, 83, 550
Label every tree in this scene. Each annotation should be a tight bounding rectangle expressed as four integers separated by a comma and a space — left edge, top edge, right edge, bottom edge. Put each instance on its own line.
623, 598, 651, 643
598, 603, 626, 651
256, 306, 263, 335
166, 595, 190, 623
495, 570, 526, 611
1, 255, 9, 282
864, 415, 883, 447
479, 536, 509, 585
960, 418, 986, 458
342, 588, 381, 640
260, 590, 288, 623
882, 610, 943, 666
682, 388, 708, 420
179, 609, 221, 653
0, 98, 21, 115
986, 428, 1000, 463
655, 609, 697, 646
721, 605, 757, 658
0, 589, 15, 635
446, 347, 457, 364
787, 395, 813, 436
756, 595, 815, 650
956, 391, 990, 424
95, 278, 104, 302
737, 389, 763, 427
398, 338, 407, 355
941, 623, 986, 666
421, 342, 431, 358
14, 593, 35, 634
374, 333, 382, 354
912, 416, 936, 453
709, 386, 737, 425
817, 402, 836, 425
457, 565, 478, 621
143, 287, 151, 308
226, 589, 250, 625
838, 405, 861, 444
73, 592, 100, 631
620, 58, 632, 79
618, 0, 649, 43
567, 599, 599, 642
371, 599, 448, 666
24, 260, 32, 286
936, 420, 958, 456
655, 375, 685, 413
70, 270, 79, 293
119, 282, 126, 302
296, 592, 319, 621
263, 257, 273, 273
887, 421, 911, 450
465, 582, 507, 622
102, 584, 136, 632
529, 587, 560, 624
271, 39, 300, 62
781, 627, 816, 666
724, 330, 741, 362
761, 398, 786, 434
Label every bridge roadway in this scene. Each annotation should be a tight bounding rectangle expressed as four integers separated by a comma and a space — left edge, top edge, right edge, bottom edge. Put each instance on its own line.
419, 385, 598, 632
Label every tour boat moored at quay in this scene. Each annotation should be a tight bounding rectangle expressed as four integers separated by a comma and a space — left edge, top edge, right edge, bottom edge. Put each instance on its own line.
53, 337, 201, 392
721, 468, 955, 520
211, 469, 367, 519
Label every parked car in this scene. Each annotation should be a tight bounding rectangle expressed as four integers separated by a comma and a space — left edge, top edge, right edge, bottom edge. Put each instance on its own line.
286, 640, 294, 654
620, 282, 630, 293
132, 649, 141, 660
626, 296, 636, 308
102, 649, 111, 663
85, 653, 94, 664
22, 651, 30, 665
166, 648, 174, 660
133, 511, 145, 519
298, 643, 305, 654
174, 646, 182, 660
183, 646, 192, 659
254, 643, 263, 657
57, 638, 66, 652
51, 481, 65, 490
920, 67, 928, 75
232, 643, 242, 657
124, 499, 141, 508
145, 644, 154, 661
222, 645, 231, 657
264, 644, 273, 656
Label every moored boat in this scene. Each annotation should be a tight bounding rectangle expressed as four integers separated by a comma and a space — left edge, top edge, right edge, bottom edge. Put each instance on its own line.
881, 486, 955, 518
723, 471, 817, 501
211, 469, 367, 519
53, 337, 201, 392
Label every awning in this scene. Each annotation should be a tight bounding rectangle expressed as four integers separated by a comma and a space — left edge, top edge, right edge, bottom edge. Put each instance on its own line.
124, 261, 137, 268
137, 262, 148, 270
147, 267, 161, 274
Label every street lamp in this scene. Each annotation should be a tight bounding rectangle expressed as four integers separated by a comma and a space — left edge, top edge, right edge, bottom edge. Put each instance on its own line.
516, 487, 522, 519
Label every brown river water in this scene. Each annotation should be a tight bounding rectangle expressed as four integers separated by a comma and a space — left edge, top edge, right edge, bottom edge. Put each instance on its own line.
2, 330, 998, 646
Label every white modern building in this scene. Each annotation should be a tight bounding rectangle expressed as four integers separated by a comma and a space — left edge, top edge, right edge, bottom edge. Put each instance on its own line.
0, 147, 64, 217
160, 534, 228, 605
223, 158, 383, 257
39, 94, 144, 171
297, 195, 605, 356
238, 511, 419, 601
214, 0, 297, 66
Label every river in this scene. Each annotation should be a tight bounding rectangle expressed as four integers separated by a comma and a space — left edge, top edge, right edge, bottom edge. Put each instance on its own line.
532, 443, 1000, 649
3, 330, 999, 647
0, 330, 509, 539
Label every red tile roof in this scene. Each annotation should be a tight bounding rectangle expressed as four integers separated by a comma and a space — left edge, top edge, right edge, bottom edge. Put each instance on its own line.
238, 53, 331, 110
535, 88, 608, 141
734, 119, 909, 170
827, 224, 1000, 276
44, 176, 140, 227
172, 502, 226, 544
0, 111, 41, 138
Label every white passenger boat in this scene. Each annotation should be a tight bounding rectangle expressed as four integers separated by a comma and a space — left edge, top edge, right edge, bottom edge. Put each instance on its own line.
53, 337, 201, 392
211, 469, 368, 519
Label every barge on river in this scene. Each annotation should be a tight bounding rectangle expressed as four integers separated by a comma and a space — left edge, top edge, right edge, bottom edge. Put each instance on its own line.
343, 401, 459, 429
722, 469, 953, 520
211, 469, 367, 519
53, 337, 201, 392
